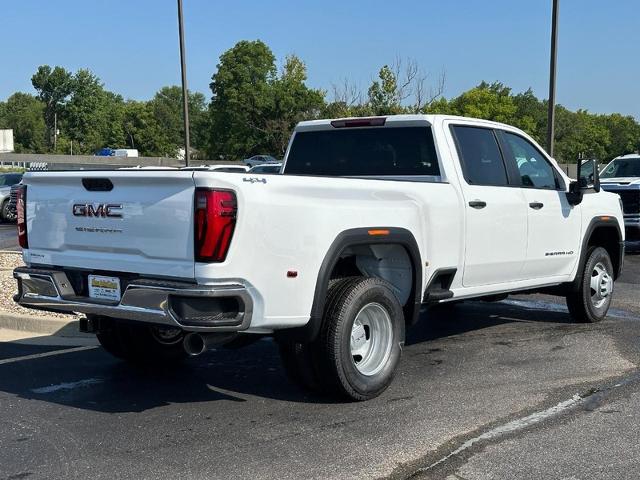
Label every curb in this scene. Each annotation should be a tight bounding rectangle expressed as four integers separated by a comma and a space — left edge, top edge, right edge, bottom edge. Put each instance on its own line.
0, 310, 88, 337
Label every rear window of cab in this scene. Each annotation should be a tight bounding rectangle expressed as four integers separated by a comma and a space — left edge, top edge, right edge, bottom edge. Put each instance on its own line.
285, 127, 440, 177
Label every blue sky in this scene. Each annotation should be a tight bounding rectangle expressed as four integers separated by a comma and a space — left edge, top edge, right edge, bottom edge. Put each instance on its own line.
1, 0, 637, 118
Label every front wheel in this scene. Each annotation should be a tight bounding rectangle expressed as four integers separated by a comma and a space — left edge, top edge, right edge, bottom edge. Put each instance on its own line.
315, 276, 405, 401
566, 246, 614, 323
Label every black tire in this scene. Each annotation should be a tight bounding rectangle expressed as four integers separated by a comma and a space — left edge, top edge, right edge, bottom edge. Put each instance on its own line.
315, 276, 405, 401
0, 199, 10, 223
566, 246, 614, 323
276, 278, 352, 393
95, 316, 187, 363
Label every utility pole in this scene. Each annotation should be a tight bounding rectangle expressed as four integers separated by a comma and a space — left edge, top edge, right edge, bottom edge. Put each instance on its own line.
53, 112, 58, 151
177, 0, 191, 166
546, 0, 560, 157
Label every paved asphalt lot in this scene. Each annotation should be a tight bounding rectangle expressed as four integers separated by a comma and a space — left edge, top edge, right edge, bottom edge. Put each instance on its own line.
0, 250, 639, 479
0, 224, 18, 251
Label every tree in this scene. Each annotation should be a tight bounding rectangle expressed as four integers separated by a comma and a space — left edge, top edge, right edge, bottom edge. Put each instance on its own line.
512, 88, 546, 144
0, 101, 6, 127
598, 113, 640, 160
208, 40, 277, 159
208, 41, 324, 158
266, 55, 325, 153
31, 65, 73, 148
122, 100, 172, 157
367, 58, 444, 115
554, 108, 610, 163
445, 81, 518, 124
368, 65, 402, 115
148, 86, 207, 156
64, 69, 125, 154
1, 93, 46, 152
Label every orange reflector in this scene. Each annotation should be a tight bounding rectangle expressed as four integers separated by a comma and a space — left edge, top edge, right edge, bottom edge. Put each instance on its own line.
368, 229, 390, 236
600, 216, 611, 221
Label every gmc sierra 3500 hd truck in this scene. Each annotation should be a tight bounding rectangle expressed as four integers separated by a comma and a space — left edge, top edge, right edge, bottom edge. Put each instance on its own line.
599, 153, 640, 240
13, 115, 624, 401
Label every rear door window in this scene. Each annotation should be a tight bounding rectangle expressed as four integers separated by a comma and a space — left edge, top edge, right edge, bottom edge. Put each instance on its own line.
451, 126, 509, 186
285, 127, 440, 177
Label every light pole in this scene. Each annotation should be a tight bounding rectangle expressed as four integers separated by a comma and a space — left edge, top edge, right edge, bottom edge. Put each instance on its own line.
547, 0, 559, 157
177, 0, 191, 166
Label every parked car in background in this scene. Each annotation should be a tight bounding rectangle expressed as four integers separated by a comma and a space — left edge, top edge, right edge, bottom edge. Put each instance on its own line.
95, 147, 114, 156
248, 163, 282, 174
243, 155, 279, 168
6, 182, 21, 221
113, 149, 139, 158
600, 153, 640, 240
96, 148, 139, 157
0, 173, 23, 222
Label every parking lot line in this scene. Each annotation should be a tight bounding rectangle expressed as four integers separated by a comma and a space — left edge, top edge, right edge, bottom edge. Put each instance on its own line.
0, 345, 98, 366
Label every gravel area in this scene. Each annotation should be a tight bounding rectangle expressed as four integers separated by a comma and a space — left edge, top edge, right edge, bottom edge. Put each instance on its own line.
0, 252, 80, 320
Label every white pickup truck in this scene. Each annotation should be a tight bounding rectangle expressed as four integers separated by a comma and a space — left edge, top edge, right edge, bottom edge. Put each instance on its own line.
14, 115, 624, 400
599, 153, 640, 240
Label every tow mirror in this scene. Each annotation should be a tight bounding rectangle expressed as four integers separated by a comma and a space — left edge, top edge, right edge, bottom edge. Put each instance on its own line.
567, 158, 600, 206
579, 159, 600, 191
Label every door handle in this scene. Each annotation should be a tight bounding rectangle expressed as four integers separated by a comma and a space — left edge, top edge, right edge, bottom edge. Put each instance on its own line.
468, 200, 487, 209
529, 202, 544, 210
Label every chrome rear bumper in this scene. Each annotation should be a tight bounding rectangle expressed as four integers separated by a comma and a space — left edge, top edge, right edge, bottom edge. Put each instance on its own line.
13, 267, 253, 332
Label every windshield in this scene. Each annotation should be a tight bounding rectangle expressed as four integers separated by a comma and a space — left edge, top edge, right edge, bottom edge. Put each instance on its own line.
285, 126, 440, 177
0, 174, 23, 187
601, 158, 640, 178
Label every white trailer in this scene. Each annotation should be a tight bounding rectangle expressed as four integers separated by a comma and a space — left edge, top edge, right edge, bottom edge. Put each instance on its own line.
0, 129, 14, 153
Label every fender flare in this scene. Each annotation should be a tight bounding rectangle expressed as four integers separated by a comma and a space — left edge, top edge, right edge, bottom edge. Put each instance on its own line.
280, 227, 423, 343
572, 216, 624, 290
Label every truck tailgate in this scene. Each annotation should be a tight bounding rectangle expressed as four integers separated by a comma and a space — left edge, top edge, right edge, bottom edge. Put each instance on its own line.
23, 171, 196, 279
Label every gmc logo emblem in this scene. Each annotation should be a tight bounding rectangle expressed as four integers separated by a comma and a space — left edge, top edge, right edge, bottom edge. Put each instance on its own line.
72, 203, 123, 218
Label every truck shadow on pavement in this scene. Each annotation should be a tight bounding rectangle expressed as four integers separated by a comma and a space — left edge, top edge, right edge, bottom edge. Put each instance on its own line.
0, 299, 599, 413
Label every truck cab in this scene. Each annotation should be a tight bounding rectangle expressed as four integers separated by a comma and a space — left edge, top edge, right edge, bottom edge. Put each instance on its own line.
600, 154, 640, 240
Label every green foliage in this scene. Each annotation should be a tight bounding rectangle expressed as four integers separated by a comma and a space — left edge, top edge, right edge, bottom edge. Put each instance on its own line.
208, 41, 324, 158
554, 108, 610, 163
368, 65, 404, 115
426, 81, 638, 163
266, 55, 325, 153
1, 92, 46, 152
64, 69, 126, 154
31, 65, 74, 147
1, 43, 638, 164
447, 82, 518, 123
208, 40, 277, 159
149, 86, 207, 156
598, 113, 640, 159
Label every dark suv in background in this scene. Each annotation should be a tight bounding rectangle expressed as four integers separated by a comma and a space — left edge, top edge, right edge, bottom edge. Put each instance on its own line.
0, 173, 23, 222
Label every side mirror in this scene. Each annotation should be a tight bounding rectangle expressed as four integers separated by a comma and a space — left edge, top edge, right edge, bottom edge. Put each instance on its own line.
567, 159, 600, 206
578, 159, 600, 192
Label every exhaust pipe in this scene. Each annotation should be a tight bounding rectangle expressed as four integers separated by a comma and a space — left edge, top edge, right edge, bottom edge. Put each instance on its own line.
183, 332, 237, 356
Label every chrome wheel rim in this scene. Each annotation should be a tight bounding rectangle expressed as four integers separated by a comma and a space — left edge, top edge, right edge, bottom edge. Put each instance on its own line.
150, 326, 183, 345
590, 261, 613, 309
350, 302, 393, 376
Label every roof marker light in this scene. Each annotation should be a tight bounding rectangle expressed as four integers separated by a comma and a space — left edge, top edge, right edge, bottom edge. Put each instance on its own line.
330, 117, 386, 128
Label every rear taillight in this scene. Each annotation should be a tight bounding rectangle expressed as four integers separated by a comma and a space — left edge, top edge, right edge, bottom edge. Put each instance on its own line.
194, 188, 237, 262
16, 185, 28, 249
